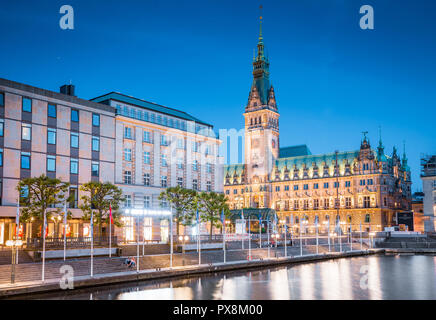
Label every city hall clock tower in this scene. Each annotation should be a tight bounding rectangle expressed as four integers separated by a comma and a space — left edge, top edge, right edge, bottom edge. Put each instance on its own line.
244, 16, 280, 186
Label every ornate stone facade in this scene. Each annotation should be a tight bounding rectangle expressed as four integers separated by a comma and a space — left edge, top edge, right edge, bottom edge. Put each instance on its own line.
223, 21, 412, 232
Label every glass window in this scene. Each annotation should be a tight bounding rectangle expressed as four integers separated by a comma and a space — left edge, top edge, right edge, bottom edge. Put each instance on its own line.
206, 181, 212, 192
177, 177, 183, 187
71, 132, 79, 148
71, 109, 79, 122
21, 152, 30, 169
144, 196, 151, 208
124, 127, 132, 139
313, 183, 318, 189
92, 137, 100, 152
69, 187, 78, 208
206, 163, 212, 173
334, 182, 339, 188
161, 135, 168, 146
143, 173, 150, 186
143, 131, 151, 143
92, 114, 100, 127
91, 162, 99, 177
48, 104, 56, 118
144, 151, 150, 164
22, 97, 32, 112
124, 171, 132, 184
177, 158, 183, 169
324, 182, 329, 189
124, 148, 132, 161
0, 119, 4, 137
177, 139, 184, 149
47, 156, 56, 172
161, 154, 167, 166
124, 195, 132, 208
192, 179, 198, 190
47, 128, 56, 145
161, 176, 167, 187
70, 159, 78, 174
0, 93, 4, 107
0, 149, 3, 167
193, 160, 198, 171
22, 124, 31, 141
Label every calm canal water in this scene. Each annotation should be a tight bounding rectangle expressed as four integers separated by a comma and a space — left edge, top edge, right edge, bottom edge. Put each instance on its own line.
26, 255, 436, 300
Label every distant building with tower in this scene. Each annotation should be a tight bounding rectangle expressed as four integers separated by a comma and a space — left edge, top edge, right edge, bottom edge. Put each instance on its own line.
223, 17, 412, 232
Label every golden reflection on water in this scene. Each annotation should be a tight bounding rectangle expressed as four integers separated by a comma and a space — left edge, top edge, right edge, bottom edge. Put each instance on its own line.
75, 255, 436, 300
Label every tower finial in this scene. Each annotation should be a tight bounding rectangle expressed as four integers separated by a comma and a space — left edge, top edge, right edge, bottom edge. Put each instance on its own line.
259, 5, 263, 43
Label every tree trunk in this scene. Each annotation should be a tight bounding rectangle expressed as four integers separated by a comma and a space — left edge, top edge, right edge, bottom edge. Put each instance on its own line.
209, 218, 213, 241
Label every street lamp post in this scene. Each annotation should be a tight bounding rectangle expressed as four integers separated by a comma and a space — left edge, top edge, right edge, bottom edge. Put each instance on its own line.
178, 235, 189, 266
360, 222, 363, 250
267, 220, 270, 259
316, 221, 319, 255
6, 239, 23, 284
272, 234, 279, 258
299, 219, 303, 256
248, 216, 251, 261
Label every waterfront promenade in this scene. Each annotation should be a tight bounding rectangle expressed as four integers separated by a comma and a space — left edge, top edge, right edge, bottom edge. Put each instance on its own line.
0, 240, 374, 298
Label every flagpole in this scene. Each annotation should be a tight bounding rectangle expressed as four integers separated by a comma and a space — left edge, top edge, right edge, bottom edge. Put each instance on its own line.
248, 216, 251, 261
42, 209, 46, 283
91, 210, 94, 278
241, 209, 244, 250
16, 199, 20, 265
222, 209, 226, 264
109, 205, 112, 258
137, 215, 139, 273
197, 208, 201, 266
267, 219, 270, 258
299, 218, 303, 256
284, 223, 287, 257
170, 208, 173, 269
63, 199, 67, 261
259, 215, 262, 249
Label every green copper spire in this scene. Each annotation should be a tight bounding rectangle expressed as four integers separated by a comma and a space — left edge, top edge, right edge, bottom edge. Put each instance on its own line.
377, 126, 387, 162
402, 140, 410, 171
252, 6, 270, 105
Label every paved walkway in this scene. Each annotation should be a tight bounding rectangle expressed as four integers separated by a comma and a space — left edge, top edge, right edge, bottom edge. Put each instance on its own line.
0, 241, 365, 287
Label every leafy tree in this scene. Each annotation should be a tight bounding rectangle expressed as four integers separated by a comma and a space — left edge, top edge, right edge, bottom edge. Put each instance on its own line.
158, 186, 197, 235
198, 192, 230, 240
79, 181, 124, 237
17, 175, 70, 238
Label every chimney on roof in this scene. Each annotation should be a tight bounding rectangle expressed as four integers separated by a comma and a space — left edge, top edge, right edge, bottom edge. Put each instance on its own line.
60, 84, 75, 96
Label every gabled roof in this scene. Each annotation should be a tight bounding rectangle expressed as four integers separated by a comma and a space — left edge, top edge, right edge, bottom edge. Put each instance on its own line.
279, 145, 311, 158
90, 92, 212, 127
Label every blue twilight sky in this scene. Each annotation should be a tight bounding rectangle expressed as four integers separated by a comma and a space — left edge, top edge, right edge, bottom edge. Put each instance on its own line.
0, 0, 435, 191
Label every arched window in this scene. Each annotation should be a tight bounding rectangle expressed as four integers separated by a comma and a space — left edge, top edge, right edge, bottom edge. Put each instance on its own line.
259, 116, 262, 124
365, 214, 371, 223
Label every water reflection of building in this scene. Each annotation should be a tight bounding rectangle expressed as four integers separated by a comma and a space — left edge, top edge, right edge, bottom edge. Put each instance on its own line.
223, 19, 412, 232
